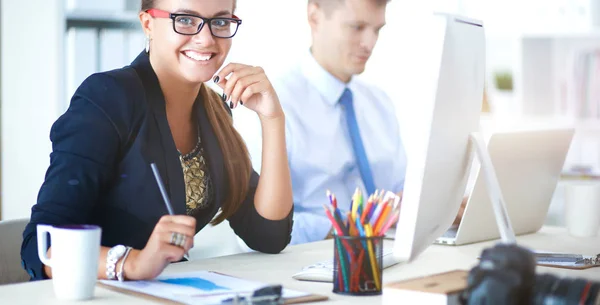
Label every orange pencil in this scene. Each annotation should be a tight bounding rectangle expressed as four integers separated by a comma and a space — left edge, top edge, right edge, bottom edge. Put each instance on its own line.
379, 211, 400, 236
374, 203, 392, 234
352, 250, 365, 292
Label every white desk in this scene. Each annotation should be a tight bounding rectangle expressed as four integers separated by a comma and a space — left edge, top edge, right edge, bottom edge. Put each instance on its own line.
2, 226, 599, 304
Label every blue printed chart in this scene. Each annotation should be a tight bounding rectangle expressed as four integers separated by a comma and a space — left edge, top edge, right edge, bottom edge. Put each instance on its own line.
158, 277, 230, 292
100, 270, 309, 304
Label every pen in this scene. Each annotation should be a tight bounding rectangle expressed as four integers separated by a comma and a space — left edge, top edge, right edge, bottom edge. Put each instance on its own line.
151, 163, 175, 215
150, 163, 189, 259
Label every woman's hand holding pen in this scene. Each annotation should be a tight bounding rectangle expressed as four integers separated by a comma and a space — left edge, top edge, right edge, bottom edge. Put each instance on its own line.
213, 63, 284, 122
124, 215, 196, 280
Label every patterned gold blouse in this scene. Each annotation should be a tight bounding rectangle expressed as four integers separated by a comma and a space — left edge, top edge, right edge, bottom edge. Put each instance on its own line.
179, 135, 212, 216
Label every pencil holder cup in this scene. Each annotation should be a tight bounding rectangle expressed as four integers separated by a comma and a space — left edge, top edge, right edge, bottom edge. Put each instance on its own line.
332, 235, 384, 295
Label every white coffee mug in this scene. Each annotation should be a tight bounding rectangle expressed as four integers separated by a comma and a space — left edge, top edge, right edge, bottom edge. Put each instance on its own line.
37, 224, 101, 300
564, 182, 600, 237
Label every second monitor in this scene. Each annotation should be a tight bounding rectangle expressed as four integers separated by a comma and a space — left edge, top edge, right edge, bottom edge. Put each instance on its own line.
435, 128, 574, 246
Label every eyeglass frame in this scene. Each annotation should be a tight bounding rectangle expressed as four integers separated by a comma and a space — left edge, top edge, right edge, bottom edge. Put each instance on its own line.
146, 8, 242, 38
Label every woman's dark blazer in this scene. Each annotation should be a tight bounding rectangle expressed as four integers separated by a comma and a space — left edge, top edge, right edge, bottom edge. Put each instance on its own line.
20, 51, 293, 281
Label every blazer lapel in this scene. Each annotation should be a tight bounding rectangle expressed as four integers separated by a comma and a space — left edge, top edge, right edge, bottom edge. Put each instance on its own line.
131, 52, 187, 216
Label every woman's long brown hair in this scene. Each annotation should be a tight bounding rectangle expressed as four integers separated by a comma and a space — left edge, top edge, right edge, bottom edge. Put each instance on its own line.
141, 0, 250, 225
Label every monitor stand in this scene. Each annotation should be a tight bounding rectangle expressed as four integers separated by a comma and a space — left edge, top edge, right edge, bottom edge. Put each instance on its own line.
469, 131, 517, 244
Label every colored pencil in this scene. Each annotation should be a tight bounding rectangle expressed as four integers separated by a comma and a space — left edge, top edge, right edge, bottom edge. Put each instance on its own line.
361, 196, 373, 224
327, 189, 337, 209
335, 237, 349, 291
369, 200, 386, 227
378, 211, 400, 236
364, 224, 381, 290
374, 203, 392, 234
324, 189, 395, 293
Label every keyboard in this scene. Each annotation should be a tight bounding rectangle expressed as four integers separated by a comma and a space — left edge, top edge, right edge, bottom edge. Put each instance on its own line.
292, 250, 399, 282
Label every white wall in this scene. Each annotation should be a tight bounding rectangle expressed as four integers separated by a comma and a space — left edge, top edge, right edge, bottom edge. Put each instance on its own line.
227, 0, 311, 172
0, 0, 3, 220
0, 0, 65, 220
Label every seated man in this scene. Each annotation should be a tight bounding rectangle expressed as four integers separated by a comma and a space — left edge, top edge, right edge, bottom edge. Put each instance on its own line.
272, 0, 407, 245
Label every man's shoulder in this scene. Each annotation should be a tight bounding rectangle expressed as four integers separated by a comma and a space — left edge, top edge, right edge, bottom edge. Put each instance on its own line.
352, 78, 390, 101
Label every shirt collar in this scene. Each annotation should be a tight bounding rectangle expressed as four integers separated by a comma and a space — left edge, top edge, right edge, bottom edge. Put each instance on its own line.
300, 50, 354, 106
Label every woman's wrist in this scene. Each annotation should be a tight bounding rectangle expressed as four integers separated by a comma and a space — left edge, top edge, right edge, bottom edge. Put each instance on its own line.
122, 249, 140, 281
259, 112, 285, 129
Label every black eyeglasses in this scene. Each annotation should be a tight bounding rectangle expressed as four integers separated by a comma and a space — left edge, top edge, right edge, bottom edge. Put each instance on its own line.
146, 8, 242, 38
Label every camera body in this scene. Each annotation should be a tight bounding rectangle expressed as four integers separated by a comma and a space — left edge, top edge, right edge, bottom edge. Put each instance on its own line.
461, 244, 600, 305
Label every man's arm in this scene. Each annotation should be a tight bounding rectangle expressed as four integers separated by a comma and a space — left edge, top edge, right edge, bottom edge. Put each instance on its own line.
290, 211, 334, 245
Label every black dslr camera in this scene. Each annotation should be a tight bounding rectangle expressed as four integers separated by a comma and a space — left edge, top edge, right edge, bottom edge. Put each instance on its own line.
461, 244, 600, 305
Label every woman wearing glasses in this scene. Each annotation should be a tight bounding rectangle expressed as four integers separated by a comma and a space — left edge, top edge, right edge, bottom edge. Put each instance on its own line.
20, 0, 293, 281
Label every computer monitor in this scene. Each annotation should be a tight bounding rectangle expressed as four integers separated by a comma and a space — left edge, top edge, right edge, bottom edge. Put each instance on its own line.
393, 13, 486, 262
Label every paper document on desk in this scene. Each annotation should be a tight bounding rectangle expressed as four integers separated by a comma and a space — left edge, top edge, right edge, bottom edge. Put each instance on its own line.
100, 270, 310, 304
534, 252, 600, 270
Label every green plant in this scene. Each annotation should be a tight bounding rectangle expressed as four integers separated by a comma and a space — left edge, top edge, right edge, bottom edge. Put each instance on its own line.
494, 72, 513, 91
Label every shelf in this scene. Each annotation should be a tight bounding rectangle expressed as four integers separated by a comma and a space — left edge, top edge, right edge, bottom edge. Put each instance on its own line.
66, 10, 140, 30
480, 114, 600, 133
520, 28, 600, 39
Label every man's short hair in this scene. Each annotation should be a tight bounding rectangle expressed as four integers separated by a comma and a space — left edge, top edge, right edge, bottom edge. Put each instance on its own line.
309, 0, 390, 15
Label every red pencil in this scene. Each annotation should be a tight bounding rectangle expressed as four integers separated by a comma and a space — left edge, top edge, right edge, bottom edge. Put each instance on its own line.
327, 190, 336, 209
323, 205, 356, 259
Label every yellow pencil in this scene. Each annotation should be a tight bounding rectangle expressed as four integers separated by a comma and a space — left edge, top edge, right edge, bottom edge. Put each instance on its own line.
364, 225, 381, 290
351, 187, 360, 220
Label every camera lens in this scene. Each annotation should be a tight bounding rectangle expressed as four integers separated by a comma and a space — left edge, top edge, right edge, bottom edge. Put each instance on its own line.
533, 274, 553, 305
565, 278, 588, 304
463, 244, 600, 305
586, 283, 600, 305
533, 275, 600, 305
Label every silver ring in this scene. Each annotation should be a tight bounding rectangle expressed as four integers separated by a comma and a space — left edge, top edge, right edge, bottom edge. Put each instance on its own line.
177, 235, 186, 247
170, 232, 186, 247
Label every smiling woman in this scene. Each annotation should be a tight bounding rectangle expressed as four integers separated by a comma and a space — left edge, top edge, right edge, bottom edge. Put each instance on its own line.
20, 0, 293, 282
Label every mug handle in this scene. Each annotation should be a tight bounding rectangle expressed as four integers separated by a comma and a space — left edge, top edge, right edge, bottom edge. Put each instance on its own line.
37, 224, 53, 268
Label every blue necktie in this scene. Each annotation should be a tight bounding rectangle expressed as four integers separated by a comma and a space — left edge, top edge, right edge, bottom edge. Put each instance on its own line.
339, 88, 376, 196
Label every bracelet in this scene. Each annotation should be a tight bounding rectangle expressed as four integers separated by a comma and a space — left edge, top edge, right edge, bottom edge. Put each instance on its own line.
117, 247, 132, 282
106, 245, 127, 280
